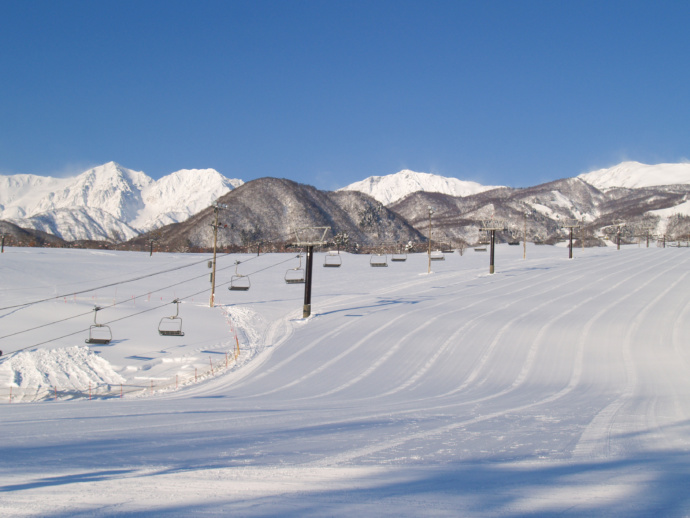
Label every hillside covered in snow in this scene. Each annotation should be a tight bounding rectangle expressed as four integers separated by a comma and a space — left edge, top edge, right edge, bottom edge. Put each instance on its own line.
340, 169, 502, 205
578, 161, 690, 190
0, 162, 243, 241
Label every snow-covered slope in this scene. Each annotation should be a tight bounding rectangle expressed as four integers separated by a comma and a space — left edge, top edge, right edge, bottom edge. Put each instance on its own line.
17, 207, 140, 242
0, 162, 244, 241
133, 168, 243, 230
2, 246, 690, 515
340, 169, 501, 205
579, 161, 690, 190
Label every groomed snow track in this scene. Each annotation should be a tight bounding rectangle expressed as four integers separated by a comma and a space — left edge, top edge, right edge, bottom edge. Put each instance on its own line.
2, 245, 690, 516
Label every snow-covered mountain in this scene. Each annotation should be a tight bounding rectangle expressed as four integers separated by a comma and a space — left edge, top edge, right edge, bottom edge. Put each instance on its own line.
578, 161, 690, 190
339, 169, 501, 205
0, 162, 243, 241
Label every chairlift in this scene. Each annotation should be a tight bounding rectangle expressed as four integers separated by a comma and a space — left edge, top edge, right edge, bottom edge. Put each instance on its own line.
370, 253, 388, 267
475, 235, 489, 251
158, 299, 184, 336
391, 251, 407, 262
229, 261, 251, 291
430, 250, 445, 261
285, 254, 306, 284
323, 250, 342, 268
85, 306, 112, 345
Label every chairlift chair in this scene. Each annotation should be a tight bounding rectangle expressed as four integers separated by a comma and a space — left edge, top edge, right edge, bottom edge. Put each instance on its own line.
158, 299, 184, 336
229, 261, 251, 291
370, 253, 388, 267
323, 250, 342, 268
430, 250, 445, 261
391, 251, 407, 262
285, 254, 306, 284
474, 235, 489, 251
85, 306, 112, 345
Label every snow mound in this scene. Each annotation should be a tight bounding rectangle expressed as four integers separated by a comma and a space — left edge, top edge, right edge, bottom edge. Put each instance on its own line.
0, 345, 125, 393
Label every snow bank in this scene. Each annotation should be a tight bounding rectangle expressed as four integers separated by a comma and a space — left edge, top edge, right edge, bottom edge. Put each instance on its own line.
0, 346, 125, 400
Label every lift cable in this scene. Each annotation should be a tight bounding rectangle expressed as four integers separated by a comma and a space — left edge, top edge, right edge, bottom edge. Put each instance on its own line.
1, 253, 296, 354
0, 253, 257, 341
0, 251, 240, 312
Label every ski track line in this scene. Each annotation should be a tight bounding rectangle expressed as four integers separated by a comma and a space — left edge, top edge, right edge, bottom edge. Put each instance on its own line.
305, 253, 686, 467
250, 252, 600, 400
216, 256, 565, 397
637, 280, 690, 454
571, 258, 690, 460
226, 251, 658, 443
244, 295, 460, 399
174, 249, 644, 401
315, 258, 606, 402
309, 248, 618, 319
401, 249, 653, 404
171, 308, 302, 399
345, 247, 671, 419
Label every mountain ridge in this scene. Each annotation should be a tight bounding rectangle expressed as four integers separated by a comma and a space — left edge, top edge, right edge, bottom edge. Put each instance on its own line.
0, 162, 243, 241
4, 160, 690, 248
340, 169, 502, 205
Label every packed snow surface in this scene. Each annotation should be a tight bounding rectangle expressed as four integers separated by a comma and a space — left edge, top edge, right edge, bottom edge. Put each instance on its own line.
1, 244, 690, 516
579, 160, 690, 190
340, 169, 501, 205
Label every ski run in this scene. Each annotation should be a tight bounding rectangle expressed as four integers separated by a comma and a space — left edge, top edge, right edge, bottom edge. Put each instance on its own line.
1, 243, 690, 516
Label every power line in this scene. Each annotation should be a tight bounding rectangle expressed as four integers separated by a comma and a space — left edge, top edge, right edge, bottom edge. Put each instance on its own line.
0, 254, 254, 341
1, 253, 295, 355
0, 252, 238, 312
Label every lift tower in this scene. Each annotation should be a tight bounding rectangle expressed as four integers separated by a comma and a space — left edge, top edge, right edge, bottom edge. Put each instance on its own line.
479, 218, 507, 274
292, 227, 331, 318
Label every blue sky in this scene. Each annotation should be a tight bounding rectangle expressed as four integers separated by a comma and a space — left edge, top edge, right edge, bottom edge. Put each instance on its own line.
1, 0, 689, 189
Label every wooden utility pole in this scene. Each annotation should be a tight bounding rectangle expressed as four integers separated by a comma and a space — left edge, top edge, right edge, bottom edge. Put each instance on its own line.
427, 206, 434, 274
523, 212, 531, 260
560, 220, 580, 259
581, 218, 586, 252
209, 201, 227, 307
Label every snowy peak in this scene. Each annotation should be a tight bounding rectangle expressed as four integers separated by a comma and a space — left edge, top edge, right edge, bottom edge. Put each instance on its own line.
48, 162, 152, 222
579, 161, 690, 190
133, 168, 244, 230
340, 169, 501, 205
0, 162, 244, 241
